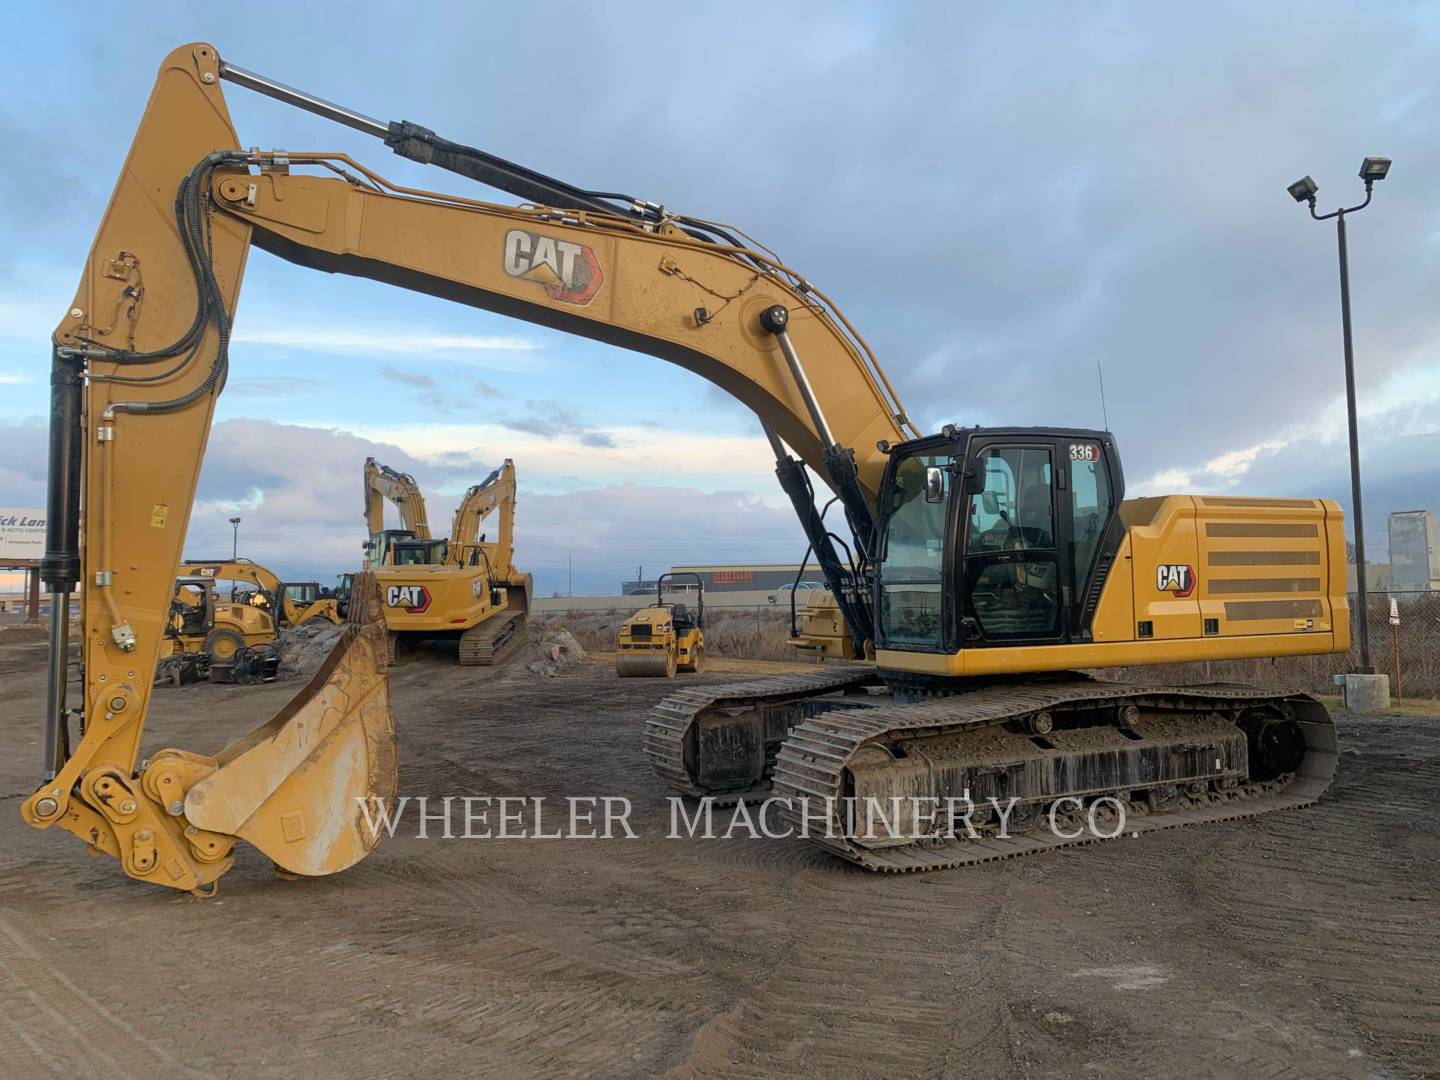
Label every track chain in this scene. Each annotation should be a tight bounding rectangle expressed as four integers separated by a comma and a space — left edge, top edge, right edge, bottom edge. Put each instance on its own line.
459, 612, 526, 667
772, 680, 1337, 872
643, 666, 881, 800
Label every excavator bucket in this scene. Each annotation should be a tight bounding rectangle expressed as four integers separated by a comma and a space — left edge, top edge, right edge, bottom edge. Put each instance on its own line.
183, 573, 397, 876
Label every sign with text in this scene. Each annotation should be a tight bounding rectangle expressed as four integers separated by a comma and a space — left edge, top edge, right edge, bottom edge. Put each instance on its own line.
0, 508, 44, 562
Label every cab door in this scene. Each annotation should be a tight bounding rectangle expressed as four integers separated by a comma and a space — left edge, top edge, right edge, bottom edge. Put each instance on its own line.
958, 440, 1065, 645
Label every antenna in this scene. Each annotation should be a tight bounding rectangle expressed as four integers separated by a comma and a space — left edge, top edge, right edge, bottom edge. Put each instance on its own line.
1097, 361, 1110, 431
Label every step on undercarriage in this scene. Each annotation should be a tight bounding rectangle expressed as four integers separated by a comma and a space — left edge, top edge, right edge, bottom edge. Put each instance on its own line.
644, 674, 1336, 871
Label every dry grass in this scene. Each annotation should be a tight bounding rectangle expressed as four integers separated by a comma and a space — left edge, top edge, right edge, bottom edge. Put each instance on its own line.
538, 593, 1440, 701
536, 608, 806, 663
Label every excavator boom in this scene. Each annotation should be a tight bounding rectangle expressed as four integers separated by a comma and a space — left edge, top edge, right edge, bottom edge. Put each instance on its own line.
449, 459, 518, 578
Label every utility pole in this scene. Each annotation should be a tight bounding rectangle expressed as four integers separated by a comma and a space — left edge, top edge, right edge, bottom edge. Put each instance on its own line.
229, 516, 242, 601
567, 554, 572, 597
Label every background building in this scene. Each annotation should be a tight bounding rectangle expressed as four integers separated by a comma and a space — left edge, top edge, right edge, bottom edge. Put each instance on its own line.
1388, 510, 1440, 592
670, 564, 819, 593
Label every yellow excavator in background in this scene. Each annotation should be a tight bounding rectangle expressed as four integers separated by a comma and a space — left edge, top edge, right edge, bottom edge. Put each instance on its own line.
785, 588, 858, 662
365, 457, 530, 664
23, 44, 1343, 893
616, 572, 706, 677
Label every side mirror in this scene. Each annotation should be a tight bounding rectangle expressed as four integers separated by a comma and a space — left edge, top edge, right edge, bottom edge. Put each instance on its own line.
924, 466, 946, 503
981, 491, 1000, 515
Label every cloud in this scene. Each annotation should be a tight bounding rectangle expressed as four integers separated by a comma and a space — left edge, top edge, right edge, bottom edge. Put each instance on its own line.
0, 417, 805, 593
0, 373, 29, 384
378, 363, 505, 415
353, 417, 779, 495
232, 325, 543, 370
225, 376, 331, 399
379, 365, 436, 389
499, 400, 619, 449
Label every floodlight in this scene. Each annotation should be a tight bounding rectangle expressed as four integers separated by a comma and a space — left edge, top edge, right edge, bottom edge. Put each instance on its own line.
1358, 157, 1391, 182
1287, 176, 1318, 203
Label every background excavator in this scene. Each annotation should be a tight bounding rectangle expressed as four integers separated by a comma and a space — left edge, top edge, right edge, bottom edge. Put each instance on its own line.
365, 457, 530, 664
24, 44, 1344, 893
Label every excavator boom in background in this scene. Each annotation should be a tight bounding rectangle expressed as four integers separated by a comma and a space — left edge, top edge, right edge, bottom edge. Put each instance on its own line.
25, 44, 1343, 893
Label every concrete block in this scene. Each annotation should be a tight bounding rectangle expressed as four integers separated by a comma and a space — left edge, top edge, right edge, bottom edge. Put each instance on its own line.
1341, 673, 1391, 713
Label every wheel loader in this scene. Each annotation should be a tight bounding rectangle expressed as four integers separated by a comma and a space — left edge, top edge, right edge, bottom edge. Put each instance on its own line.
22, 44, 1343, 894
159, 577, 280, 685
364, 457, 531, 664
616, 573, 706, 677
160, 559, 340, 684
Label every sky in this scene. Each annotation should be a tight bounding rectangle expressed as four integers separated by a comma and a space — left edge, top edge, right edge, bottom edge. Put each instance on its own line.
1, 2, 1437, 594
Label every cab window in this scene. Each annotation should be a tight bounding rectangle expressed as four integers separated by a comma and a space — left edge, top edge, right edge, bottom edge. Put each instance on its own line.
878, 453, 950, 648
966, 448, 1053, 553
1069, 446, 1112, 588
963, 446, 1059, 639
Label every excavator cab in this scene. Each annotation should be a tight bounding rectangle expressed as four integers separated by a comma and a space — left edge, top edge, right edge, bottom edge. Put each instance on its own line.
391, 539, 448, 566
364, 529, 446, 567
875, 426, 1122, 661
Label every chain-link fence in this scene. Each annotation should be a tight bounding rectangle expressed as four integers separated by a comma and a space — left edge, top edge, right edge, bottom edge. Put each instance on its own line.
540, 591, 1440, 698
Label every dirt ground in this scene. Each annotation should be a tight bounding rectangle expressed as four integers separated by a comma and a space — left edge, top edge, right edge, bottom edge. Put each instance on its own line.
1, 629, 1437, 1080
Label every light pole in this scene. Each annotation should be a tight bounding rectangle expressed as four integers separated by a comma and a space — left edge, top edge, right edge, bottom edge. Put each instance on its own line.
229, 517, 242, 601
1287, 157, 1390, 674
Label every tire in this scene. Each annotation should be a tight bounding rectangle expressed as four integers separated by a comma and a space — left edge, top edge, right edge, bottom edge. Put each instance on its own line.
679, 642, 705, 674
203, 628, 246, 662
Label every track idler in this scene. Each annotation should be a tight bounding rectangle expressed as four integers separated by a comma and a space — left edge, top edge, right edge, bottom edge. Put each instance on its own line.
1237, 707, 1308, 780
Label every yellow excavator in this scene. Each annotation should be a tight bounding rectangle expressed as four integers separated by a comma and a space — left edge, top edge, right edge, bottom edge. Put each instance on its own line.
364, 457, 530, 664
616, 573, 706, 677
23, 44, 1343, 893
